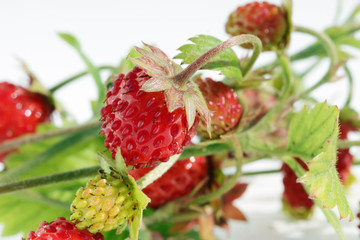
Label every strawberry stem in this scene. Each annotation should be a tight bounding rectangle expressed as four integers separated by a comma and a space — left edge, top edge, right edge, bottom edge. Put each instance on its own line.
293, 26, 338, 98
343, 65, 353, 107
0, 126, 99, 183
49, 66, 115, 93
0, 166, 100, 195
136, 154, 180, 189
172, 35, 262, 87
188, 135, 243, 205
337, 140, 360, 149
278, 53, 292, 100
0, 121, 100, 153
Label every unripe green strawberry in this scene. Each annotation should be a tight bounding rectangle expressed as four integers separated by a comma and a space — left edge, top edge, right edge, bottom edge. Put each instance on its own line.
70, 171, 138, 233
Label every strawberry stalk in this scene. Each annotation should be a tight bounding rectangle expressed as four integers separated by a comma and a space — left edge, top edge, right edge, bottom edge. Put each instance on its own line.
188, 135, 243, 205
0, 126, 100, 183
0, 120, 100, 153
277, 54, 292, 100
172, 34, 262, 87
293, 26, 338, 98
58, 33, 106, 116
343, 66, 353, 106
136, 154, 181, 189
0, 166, 100, 194
49, 66, 115, 93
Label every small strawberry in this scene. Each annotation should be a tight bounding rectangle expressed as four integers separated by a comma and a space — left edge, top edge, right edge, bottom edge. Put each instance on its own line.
241, 89, 276, 122
225, 1, 290, 51
195, 77, 242, 138
281, 159, 315, 218
0, 82, 54, 162
101, 44, 211, 168
129, 156, 207, 208
71, 170, 143, 233
25, 217, 104, 240
337, 121, 356, 185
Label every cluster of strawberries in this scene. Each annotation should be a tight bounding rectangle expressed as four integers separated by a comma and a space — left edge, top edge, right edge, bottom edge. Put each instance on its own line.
0, 1, 358, 239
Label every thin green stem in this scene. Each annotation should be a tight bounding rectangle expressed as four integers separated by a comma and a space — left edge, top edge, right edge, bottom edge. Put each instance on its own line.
0, 126, 100, 183
294, 26, 338, 98
0, 121, 101, 153
144, 211, 200, 225
172, 35, 262, 87
179, 139, 232, 160
243, 169, 280, 176
278, 53, 292, 100
0, 166, 100, 195
49, 66, 115, 93
58, 33, 106, 116
136, 154, 180, 189
188, 135, 242, 205
337, 140, 360, 149
343, 66, 353, 106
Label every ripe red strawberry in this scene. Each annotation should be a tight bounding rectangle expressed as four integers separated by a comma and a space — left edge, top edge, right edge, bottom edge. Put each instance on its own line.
0, 82, 54, 162
337, 121, 355, 185
25, 217, 104, 240
225, 1, 289, 51
281, 159, 314, 217
101, 67, 198, 168
129, 156, 207, 208
195, 77, 242, 138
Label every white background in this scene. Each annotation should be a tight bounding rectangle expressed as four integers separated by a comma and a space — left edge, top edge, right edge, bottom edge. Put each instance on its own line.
0, 0, 360, 239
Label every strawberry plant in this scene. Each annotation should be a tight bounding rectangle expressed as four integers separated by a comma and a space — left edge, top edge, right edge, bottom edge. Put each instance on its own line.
1, 0, 360, 239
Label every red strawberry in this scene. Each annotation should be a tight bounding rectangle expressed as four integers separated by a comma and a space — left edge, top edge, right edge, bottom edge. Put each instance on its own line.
195, 77, 242, 138
129, 156, 207, 208
225, 1, 289, 51
337, 121, 355, 185
25, 217, 104, 240
0, 82, 54, 162
281, 159, 314, 217
101, 67, 198, 168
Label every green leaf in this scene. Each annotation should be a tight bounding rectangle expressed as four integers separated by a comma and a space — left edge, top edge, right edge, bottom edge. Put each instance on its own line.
58, 33, 81, 49
175, 35, 242, 81
287, 102, 353, 221
59, 32, 105, 116
298, 144, 353, 221
118, 47, 143, 74
288, 102, 338, 161
0, 192, 69, 236
283, 157, 347, 240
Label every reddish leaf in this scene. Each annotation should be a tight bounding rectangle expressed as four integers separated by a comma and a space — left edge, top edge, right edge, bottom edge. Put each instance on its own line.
223, 183, 248, 204
222, 203, 247, 221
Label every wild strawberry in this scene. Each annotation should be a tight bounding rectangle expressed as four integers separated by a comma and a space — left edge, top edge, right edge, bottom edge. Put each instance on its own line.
195, 77, 242, 138
281, 121, 356, 217
70, 171, 141, 233
129, 156, 207, 208
0, 82, 54, 162
225, 1, 290, 51
101, 44, 211, 168
337, 121, 356, 185
281, 159, 314, 218
25, 217, 104, 240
